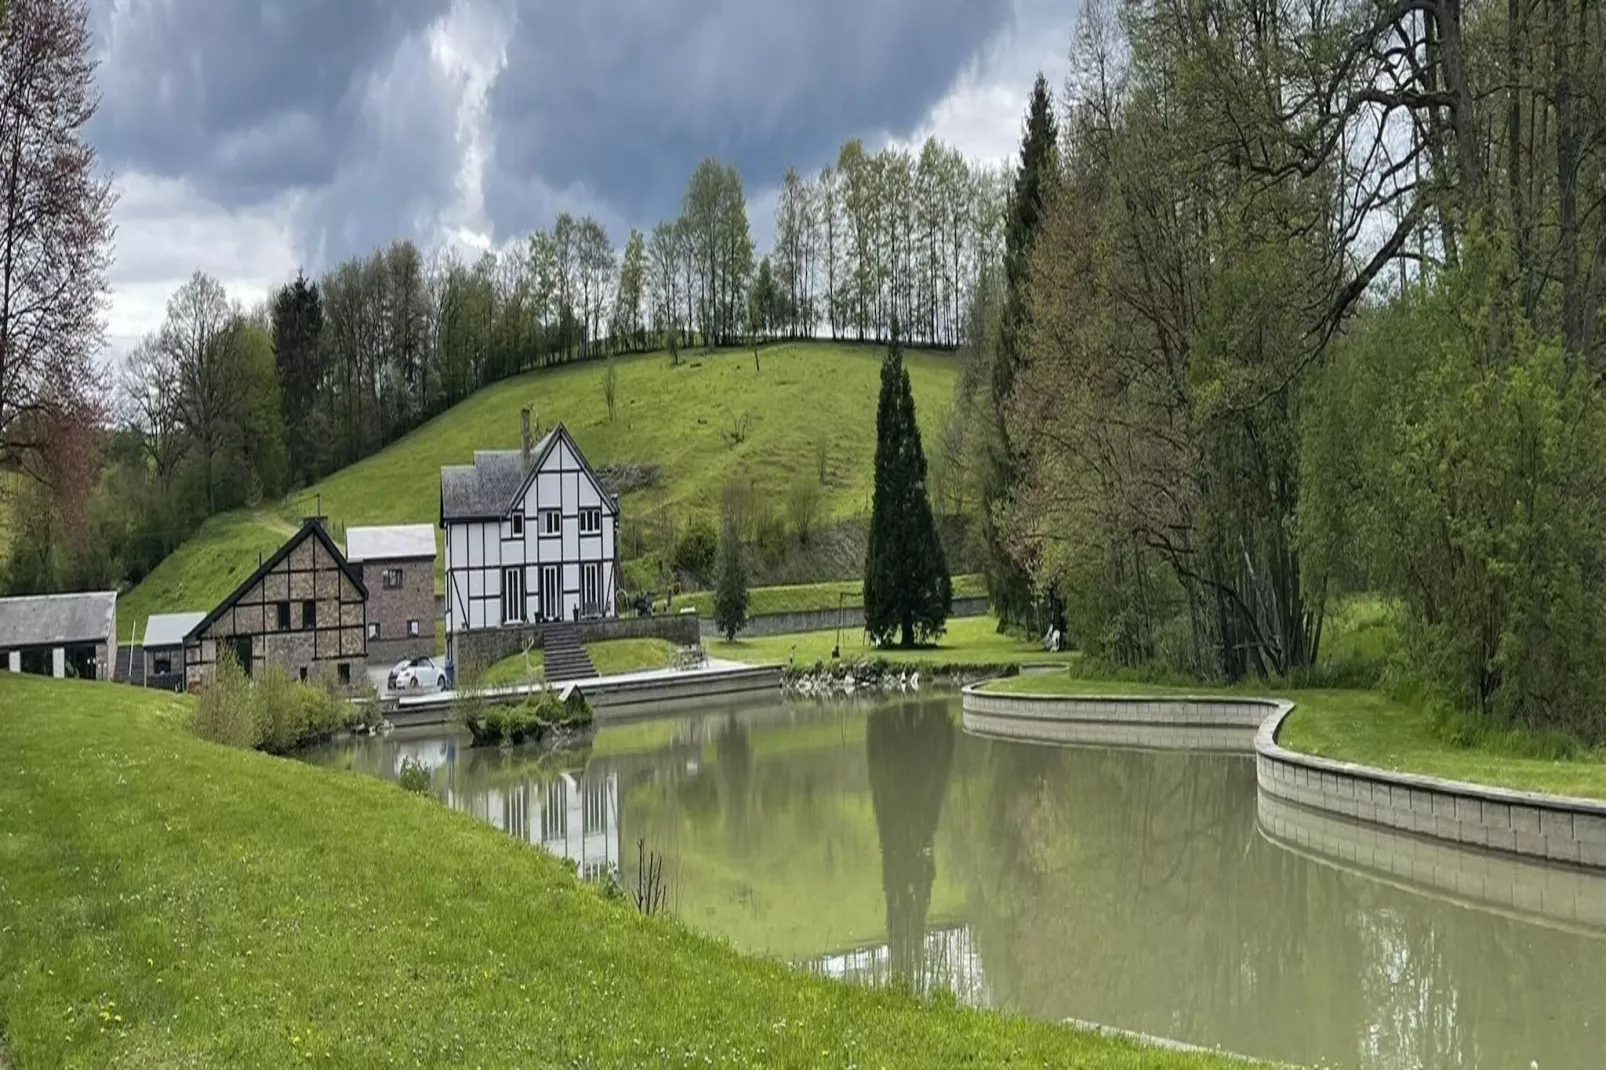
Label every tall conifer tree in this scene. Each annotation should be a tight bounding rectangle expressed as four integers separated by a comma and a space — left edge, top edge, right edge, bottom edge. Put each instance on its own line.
981, 73, 1058, 630
865, 320, 952, 647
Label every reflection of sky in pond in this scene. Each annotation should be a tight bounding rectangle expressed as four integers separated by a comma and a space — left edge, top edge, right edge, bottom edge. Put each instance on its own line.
302, 696, 1606, 1070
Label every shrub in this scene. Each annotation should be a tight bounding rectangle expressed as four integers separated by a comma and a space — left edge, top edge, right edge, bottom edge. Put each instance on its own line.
192, 649, 257, 749
398, 757, 433, 794
672, 519, 718, 583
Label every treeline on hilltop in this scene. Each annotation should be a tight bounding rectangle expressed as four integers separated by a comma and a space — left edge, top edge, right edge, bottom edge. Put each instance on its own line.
3, 132, 1007, 599
945, 0, 1606, 742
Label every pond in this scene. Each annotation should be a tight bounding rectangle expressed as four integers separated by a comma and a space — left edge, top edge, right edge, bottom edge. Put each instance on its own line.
300, 695, 1606, 1069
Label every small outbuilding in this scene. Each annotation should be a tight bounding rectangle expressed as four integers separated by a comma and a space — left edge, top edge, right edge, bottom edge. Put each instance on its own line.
140, 611, 206, 689
344, 523, 437, 664
0, 591, 117, 680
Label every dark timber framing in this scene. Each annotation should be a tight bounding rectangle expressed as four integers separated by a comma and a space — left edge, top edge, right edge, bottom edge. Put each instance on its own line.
183, 517, 368, 687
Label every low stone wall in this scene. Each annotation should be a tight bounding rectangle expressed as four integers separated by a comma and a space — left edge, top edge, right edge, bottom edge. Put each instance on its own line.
960, 688, 1270, 753
700, 596, 991, 639
1254, 704, 1606, 869
450, 613, 702, 669
960, 686, 1606, 871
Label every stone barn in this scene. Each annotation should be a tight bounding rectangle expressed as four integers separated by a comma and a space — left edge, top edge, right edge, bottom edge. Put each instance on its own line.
183, 517, 368, 689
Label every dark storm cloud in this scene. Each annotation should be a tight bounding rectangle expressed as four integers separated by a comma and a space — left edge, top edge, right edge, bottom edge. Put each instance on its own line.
89, 0, 452, 203
483, 0, 1017, 234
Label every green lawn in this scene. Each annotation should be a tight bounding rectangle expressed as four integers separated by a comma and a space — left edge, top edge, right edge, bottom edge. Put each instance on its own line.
120, 342, 961, 636
986, 673, 1606, 800
711, 614, 1079, 670
481, 638, 677, 686
679, 574, 987, 618
0, 674, 1241, 1069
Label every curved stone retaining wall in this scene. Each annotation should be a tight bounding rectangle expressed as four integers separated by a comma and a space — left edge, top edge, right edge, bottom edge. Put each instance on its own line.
960, 687, 1271, 753
960, 686, 1606, 871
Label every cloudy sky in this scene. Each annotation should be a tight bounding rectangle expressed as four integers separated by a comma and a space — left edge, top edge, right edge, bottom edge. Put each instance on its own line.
87, 0, 1072, 358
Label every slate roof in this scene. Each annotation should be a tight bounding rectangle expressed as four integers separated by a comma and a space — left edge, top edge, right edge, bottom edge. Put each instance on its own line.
439, 430, 555, 521
345, 524, 437, 563
0, 591, 118, 649
143, 611, 206, 649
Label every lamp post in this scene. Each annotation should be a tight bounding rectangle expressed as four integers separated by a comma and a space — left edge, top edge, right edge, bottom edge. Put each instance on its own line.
832, 591, 844, 660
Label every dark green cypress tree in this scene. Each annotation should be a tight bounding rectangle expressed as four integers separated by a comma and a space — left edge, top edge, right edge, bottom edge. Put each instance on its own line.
712, 514, 749, 641
982, 73, 1058, 631
865, 321, 952, 647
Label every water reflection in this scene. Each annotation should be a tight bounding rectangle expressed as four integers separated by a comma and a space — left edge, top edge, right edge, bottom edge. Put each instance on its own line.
301, 697, 1606, 1070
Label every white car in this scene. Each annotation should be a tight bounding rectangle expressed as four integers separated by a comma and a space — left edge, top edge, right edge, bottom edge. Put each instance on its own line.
389, 656, 447, 691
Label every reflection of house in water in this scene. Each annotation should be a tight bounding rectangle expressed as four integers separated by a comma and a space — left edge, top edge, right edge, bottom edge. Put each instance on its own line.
808, 923, 989, 1008
452, 768, 621, 881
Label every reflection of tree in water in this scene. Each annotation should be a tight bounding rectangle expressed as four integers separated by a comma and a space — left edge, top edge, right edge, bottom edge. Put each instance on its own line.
715, 714, 753, 855
867, 698, 955, 988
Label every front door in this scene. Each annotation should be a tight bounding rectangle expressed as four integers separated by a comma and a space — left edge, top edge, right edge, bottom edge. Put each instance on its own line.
542, 565, 559, 621
501, 567, 524, 624
582, 563, 600, 617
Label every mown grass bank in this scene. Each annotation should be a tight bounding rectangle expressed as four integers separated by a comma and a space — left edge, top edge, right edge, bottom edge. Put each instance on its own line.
0, 675, 1244, 1069
712, 614, 1078, 671
985, 673, 1606, 800
480, 637, 677, 686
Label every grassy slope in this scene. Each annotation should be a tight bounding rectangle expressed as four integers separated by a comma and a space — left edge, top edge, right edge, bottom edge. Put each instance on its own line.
711, 614, 1080, 670
119, 343, 960, 636
0, 675, 1239, 1069
986, 674, 1606, 800
680, 574, 987, 618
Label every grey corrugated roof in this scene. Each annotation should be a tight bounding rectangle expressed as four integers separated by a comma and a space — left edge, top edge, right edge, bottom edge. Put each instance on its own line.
345, 524, 437, 563
0, 591, 117, 648
440, 431, 555, 520
143, 611, 206, 649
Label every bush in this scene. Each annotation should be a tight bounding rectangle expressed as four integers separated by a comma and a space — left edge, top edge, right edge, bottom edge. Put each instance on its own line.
672, 519, 718, 583
192, 649, 257, 749
461, 685, 594, 748
398, 757, 433, 794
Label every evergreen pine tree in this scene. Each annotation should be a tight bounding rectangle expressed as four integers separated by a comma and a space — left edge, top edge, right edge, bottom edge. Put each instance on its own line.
982, 73, 1058, 631
865, 320, 952, 647
712, 515, 749, 641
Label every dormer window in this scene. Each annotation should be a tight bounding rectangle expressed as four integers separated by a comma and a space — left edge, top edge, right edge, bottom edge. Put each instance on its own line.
510, 514, 524, 537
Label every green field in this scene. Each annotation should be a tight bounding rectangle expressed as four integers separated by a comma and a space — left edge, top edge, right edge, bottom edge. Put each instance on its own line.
712, 614, 1079, 670
985, 673, 1606, 800
117, 342, 961, 637
680, 573, 987, 619
0, 674, 1239, 1069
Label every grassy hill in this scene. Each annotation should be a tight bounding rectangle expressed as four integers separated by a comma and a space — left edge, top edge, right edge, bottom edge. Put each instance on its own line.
118, 342, 962, 635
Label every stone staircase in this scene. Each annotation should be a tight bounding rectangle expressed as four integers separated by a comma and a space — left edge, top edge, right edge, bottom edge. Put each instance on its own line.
542, 623, 597, 683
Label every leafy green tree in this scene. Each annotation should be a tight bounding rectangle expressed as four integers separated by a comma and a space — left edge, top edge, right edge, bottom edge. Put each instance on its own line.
712, 515, 749, 641
865, 322, 952, 647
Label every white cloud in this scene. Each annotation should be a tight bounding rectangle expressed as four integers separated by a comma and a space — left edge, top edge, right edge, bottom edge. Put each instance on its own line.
104, 172, 302, 361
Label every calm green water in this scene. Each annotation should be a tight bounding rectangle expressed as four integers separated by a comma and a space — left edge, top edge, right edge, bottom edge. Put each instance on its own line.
302, 696, 1606, 1069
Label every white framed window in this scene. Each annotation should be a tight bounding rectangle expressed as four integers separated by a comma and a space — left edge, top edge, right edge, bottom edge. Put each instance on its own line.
407, 619, 420, 638
541, 509, 561, 536
579, 507, 602, 535
510, 514, 524, 538
368, 622, 381, 640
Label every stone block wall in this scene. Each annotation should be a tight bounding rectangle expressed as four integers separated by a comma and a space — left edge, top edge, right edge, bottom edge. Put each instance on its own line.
359, 556, 436, 663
